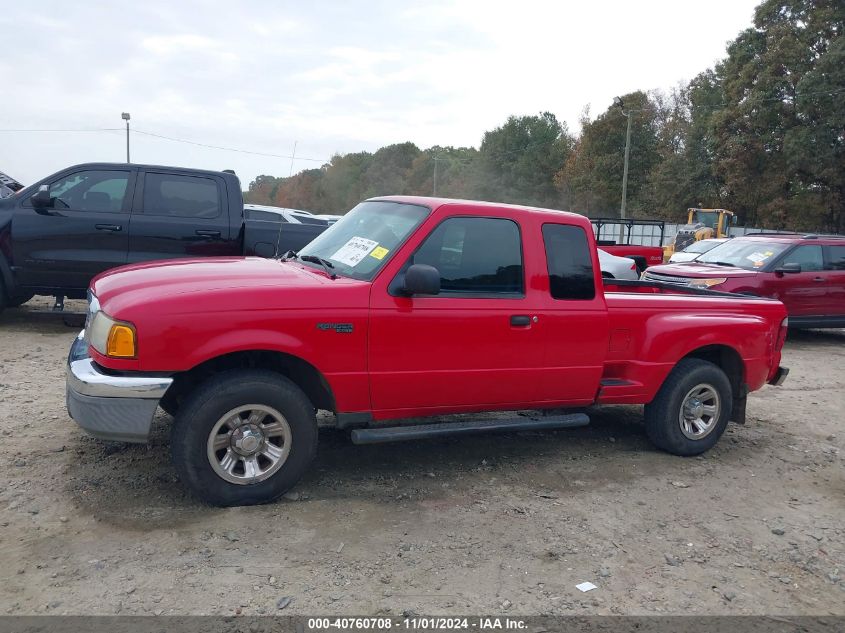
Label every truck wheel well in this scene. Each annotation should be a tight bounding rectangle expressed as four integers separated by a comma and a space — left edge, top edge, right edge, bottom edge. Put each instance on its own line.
682, 345, 746, 422
163, 350, 335, 414
682, 345, 744, 392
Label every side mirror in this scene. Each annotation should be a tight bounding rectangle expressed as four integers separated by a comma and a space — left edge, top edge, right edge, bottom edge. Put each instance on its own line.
30, 185, 52, 209
402, 264, 440, 296
775, 262, 801, 275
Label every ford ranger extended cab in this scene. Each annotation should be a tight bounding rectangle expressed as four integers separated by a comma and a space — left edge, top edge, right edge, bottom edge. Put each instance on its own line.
0, 163, 327, 312
66, 196, 789, 506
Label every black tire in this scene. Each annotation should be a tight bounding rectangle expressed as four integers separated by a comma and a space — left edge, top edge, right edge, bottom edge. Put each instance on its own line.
0, 277, 6, 315
171, 369, 318, 506
6, 293, 33, 308
7, 293, 34, 307
644, 358, 732, 456
159, 390, 180, 417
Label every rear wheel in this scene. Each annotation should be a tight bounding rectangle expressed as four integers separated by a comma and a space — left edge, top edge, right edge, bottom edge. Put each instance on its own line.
171, 370, 318, 506
644, 358, 732, 456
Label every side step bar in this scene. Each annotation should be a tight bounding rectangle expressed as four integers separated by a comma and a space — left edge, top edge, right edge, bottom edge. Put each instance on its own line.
350, 413, 590, 445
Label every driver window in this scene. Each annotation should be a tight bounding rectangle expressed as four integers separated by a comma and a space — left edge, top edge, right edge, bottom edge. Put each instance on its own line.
36, 170, 130, 212
409, 217, 524, 295
782, 245, 824, 272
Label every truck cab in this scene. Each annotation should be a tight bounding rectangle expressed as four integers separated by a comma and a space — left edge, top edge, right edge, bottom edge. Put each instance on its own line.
0, 163, 334, 312
65, 196, 788, 506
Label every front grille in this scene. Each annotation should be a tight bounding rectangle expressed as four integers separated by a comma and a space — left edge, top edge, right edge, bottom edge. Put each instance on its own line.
642, 271, 692, 286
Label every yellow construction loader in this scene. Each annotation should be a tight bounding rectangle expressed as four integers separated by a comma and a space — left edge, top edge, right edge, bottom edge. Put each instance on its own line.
663, 208, 735, 261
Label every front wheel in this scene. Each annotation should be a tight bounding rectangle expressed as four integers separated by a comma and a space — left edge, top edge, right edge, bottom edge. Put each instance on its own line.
171, 370, 318, 506
644, 358, 732, 456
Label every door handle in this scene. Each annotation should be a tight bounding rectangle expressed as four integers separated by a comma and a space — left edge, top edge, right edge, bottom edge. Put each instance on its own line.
510, 315, 532, 327
813, 277, 825, 282
95, 223, 122, 232
195, 230, 221, 239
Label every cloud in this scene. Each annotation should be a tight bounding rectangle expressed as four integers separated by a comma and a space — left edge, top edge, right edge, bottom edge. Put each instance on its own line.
0, 0, 759, 189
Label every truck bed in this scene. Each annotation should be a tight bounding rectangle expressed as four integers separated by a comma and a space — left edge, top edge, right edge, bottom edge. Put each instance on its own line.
602, 277, 777, 300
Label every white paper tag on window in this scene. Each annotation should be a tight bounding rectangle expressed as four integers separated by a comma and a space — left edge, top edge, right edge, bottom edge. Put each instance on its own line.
330, 236, 379, 267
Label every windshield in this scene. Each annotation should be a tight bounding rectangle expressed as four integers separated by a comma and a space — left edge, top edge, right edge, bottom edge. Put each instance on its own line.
696, 239, 790, 270
684, 240, 721, 254
694, 211, 718, 229
297, 200, 430, 280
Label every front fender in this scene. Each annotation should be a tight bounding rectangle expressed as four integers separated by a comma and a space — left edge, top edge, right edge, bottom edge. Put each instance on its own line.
186, 328, 320, 370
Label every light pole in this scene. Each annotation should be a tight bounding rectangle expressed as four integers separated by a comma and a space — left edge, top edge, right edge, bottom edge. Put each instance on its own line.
613, 97, 633, 244
121, 112, 131, 163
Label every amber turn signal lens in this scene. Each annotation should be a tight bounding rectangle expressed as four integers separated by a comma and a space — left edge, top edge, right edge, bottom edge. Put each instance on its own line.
106, 324, 136, 358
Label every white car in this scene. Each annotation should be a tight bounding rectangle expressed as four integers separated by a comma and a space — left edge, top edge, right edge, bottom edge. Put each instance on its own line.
598, 249, 638, 280
669, 238, 729, 263
244, 204, 329, 226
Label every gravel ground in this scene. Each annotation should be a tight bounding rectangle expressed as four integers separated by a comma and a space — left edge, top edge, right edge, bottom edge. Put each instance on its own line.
0, 297, 843, 616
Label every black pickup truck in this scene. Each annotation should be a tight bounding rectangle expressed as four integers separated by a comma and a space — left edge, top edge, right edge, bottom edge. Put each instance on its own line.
0, 163, 329, 312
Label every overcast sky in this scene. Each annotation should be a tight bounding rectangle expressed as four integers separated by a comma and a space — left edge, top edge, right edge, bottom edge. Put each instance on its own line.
0, 0, 760, 189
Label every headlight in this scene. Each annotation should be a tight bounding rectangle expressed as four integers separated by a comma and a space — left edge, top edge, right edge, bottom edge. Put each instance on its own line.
689, 277, 727, 288
88, 310, 137, 358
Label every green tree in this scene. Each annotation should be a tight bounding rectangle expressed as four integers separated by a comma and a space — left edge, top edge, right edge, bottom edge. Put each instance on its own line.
640, 76, 726, 220
557, 92, 660, 216
363, 142, 421, 198
271, 169, 326, 211
478, 112, 573, 208
244, 174, 284, 205
405, 146, 481, 199
709, 0, 844, 229
318, 151, 373, 213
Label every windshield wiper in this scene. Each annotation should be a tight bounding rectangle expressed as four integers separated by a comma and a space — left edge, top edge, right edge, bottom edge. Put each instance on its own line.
278, 249, 297, 261
299, 254, 337, 279
707, 261, 737, 267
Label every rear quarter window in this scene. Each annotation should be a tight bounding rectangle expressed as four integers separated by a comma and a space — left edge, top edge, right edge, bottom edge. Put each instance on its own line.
542, 224, 596, 300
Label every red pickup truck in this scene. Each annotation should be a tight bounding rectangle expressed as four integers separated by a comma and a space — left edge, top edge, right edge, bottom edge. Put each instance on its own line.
66, 197, 789, 506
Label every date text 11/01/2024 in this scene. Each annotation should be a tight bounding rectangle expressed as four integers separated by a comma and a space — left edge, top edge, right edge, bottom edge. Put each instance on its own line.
307, 617, 527, 630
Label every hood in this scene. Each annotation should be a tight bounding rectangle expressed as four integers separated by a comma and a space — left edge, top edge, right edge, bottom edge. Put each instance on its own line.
647, 262, 758, 279
92, 256, 369, 317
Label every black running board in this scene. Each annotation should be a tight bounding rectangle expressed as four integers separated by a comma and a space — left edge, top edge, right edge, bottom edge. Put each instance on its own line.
350, 413, 590, 445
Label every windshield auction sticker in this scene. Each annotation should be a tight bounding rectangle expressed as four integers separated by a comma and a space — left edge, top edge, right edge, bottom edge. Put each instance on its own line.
746, 251, 775, 267
330, 236, 379, 267
370, 246, 389, 260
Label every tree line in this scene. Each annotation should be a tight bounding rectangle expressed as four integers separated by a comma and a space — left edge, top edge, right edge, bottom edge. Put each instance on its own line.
245, 0, 844, 232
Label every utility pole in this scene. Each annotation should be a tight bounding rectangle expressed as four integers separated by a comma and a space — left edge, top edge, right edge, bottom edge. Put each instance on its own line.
289, 140, 298, 177
433, 155, 438, 196
121, 112, 131, 163
614, 97, 633, 244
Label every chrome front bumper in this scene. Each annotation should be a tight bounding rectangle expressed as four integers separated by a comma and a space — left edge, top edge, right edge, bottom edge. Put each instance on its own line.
66, 332, 173, 443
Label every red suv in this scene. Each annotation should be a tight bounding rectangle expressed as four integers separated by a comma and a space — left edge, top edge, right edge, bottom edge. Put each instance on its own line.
644, 234, 845, 328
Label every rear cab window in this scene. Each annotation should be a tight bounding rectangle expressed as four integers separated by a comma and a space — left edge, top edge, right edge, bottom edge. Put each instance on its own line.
142, 172, 222, 218
542, 224, 596, 300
